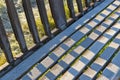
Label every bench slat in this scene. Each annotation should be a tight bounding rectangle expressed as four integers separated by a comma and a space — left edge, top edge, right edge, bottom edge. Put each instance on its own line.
67, 0, 76, 19
97, 50, 120, 80
36, 0, 53, 38
59, 20, 120, 80
78, 33, 120, 80
39, 8, 120, 80
0, 18, 14, 63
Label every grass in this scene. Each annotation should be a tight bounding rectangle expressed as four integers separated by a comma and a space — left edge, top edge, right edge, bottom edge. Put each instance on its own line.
0, 53, 7, 66
38, 69, 50, 80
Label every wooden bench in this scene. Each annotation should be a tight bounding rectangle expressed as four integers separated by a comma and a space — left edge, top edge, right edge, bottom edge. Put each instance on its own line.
1, 0, 120, 80
97, 51, 120, 80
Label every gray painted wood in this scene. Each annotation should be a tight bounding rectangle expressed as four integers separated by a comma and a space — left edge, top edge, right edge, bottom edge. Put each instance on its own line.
0, 18, 14, 64
49, 0, 67, 30
5, 0, 28, 53
22, 0, 40, 44
85, 0, 91, 7
67, 0, 76, 19
36, 0, 53, 38
79, 33, 120, 80
76, 0, 84, 14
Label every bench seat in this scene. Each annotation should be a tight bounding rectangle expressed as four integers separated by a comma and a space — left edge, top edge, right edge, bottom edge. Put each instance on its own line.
1, 0, 120, 80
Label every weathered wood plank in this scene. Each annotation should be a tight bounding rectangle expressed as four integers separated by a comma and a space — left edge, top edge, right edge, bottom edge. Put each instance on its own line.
5, 0, 28, 53
60, 20, 120, 80
97, 51, 120, 80
76, 0, 84, 14
36, 0, 53, 38
48, 0, 67, 30
22, 0, 40, 44
67, 0, 76, 19
79, 33, 120, 80
0, 18, 14, 64
85, 0, 91, 8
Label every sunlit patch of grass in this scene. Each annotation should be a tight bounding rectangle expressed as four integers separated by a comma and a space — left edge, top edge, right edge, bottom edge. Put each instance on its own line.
0, 53, 7, 66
